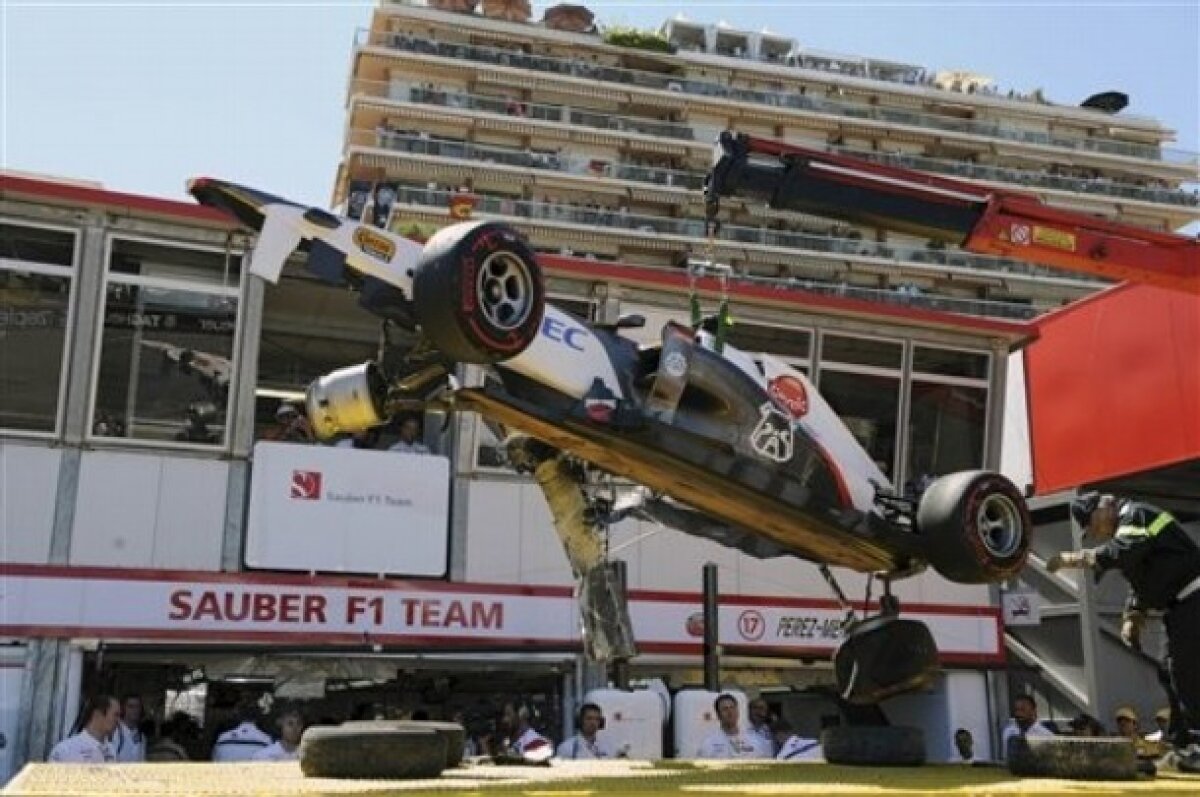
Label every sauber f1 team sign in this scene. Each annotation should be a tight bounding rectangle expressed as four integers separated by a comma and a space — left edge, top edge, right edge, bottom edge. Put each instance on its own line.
0, 565, 1003, 664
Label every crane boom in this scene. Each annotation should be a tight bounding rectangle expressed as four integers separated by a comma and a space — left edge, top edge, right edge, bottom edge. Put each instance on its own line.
705, 132, 1200, 295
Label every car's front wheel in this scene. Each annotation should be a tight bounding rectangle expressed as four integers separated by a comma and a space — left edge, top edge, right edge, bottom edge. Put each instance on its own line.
916, 470, 1031, 583
413, 221, 544, 364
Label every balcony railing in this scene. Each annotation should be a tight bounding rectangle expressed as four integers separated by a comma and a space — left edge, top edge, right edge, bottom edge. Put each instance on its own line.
350, 84, 1200, 209
358, 129, 705, 190
385, 185, 1103, 286
837, 147, 1200, 208
364, 81, 695, 139
357, 29, 1199, 166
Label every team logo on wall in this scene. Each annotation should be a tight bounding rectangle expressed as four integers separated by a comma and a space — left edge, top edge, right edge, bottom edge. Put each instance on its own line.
750, 403, 794, 463
768, 375, 809, 419
352, 227, 397, 263
685, 612, 705, 638
290, 470, 323, 500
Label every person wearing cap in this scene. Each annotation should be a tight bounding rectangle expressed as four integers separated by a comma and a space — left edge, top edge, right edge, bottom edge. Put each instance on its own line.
1147, 707, 1171, 743
1048, 492, 1200, 754
1114, 706, 1140, 739
265, 403, 315, 443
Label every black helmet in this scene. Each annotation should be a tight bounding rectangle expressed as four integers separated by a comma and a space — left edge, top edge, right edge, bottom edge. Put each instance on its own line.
1069, 492, 1101, 529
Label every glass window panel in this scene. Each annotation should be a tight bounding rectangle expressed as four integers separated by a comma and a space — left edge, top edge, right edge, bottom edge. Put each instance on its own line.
109, 238, 241, 290
821, 334, 902, 369
817, 370, 900, 479
912, 346, 989, 379
0, 223, 75, 267
906, 381, 987, 487
94, 284, 237, 444
727, 323, 811, 360
0, 269, 72, 432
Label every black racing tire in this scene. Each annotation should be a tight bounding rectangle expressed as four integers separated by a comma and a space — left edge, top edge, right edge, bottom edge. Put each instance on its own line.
342, 720, 466, 768
299, 725, 446, 779
833, 615, 939, 705
821, 725, 926, 766
412, 221, 544, 364
916, 470, 1031, 583
1006, 735, 1138, 781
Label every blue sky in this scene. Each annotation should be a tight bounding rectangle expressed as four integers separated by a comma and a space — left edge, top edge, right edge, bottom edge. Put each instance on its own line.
3, 1, 1198, 210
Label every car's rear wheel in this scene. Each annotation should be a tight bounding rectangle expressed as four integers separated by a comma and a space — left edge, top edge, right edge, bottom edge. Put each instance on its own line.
413, 221, 544, 364
917, 470, 1031, 583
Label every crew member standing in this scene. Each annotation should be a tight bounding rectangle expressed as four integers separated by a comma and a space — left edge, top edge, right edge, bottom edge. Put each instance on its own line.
1048, 492, 1200, 757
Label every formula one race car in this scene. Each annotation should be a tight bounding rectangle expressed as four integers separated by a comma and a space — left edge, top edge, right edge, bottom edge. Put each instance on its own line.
190, 177, 1031, 703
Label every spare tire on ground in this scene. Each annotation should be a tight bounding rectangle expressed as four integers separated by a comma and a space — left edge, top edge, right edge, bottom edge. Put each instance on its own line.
1006, 735, 1138, 780
821, 725, 926, 766
342, 720, 466, 768
300, 725, 446, 779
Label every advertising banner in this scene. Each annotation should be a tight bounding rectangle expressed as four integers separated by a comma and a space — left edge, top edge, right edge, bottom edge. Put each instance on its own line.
246, 442, 450, 577
0, 566, 1003, 664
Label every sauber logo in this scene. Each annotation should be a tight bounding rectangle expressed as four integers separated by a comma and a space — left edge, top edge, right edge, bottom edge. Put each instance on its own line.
291, 470, 322, 500
352, 227, 397, 263
768, 375, 809, 419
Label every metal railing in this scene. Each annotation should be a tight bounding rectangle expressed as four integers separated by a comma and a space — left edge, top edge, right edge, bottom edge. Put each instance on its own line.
357, 80, 695, 139
384, 185, 1103, 285
351, 80, 1200, 210
357, 129, 703, 190
357, 29, 1198, 166
355, 126, 1200, 210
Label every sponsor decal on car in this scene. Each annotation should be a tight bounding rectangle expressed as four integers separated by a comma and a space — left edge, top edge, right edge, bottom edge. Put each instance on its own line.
352, 226, 397, 263
663, 351, 688, 378
750, 403, 794, 463
767, 375, 809, 419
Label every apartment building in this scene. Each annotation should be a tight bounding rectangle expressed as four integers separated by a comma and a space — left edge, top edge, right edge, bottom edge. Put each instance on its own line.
337, 2, 1197, 318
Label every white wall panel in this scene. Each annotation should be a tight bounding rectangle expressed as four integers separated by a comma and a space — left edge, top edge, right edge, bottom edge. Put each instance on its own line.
153, 456, 228, 569
0, 442, 60, 564
462, 476, 994, 608
71, 451, 226, 570
463, 480, 526, 583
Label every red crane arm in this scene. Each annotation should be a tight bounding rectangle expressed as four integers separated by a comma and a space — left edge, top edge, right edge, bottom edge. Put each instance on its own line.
706, 132, 1199, 294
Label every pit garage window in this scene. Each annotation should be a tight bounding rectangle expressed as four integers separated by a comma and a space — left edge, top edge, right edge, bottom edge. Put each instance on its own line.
906, 346, 990, 488
817, 333, 903, 480
92, 237, 241, 446
0, 221, 77, 435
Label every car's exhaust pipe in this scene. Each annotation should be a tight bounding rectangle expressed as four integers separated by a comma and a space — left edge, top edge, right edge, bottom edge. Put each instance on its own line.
305, 362, 389, 440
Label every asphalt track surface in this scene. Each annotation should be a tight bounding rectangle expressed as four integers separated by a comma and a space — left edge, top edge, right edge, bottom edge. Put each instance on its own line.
6, 760, 1200, 796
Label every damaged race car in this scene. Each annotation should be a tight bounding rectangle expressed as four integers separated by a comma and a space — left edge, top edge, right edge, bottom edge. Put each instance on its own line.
189, 177, 1031, 704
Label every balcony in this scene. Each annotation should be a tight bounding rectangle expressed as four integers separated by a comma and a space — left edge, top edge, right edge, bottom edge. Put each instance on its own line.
381, 184, 1104, 289
365, 81, 694, 139
356, 129, 706, 190
349, 82, 1199, 210
357, 29, 1199, 167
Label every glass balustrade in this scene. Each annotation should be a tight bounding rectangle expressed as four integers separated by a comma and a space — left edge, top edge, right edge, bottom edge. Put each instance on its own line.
356, 123, 1199, 209
385, 185, 1102, 284
357, 29, 1198, 166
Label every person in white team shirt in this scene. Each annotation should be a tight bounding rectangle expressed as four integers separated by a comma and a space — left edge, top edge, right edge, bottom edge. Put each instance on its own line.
556, 703, 617, 760
253, 705, 304, 761
747, 697, 777, 757
1000, 694, 1054, 756
772, 720, 823, 762
212, 700, 273, 762
112, 694, 146, 762
501, 701, 553, 760
696, 693, 768, 759
49, 694, 120, 763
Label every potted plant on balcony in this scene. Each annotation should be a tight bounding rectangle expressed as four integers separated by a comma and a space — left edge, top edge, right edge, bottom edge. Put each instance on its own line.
602, 26, 675, 54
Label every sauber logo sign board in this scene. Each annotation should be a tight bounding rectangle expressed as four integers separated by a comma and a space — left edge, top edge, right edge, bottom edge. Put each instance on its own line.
0, 565, 1004, 664
247, 442, 450, 577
